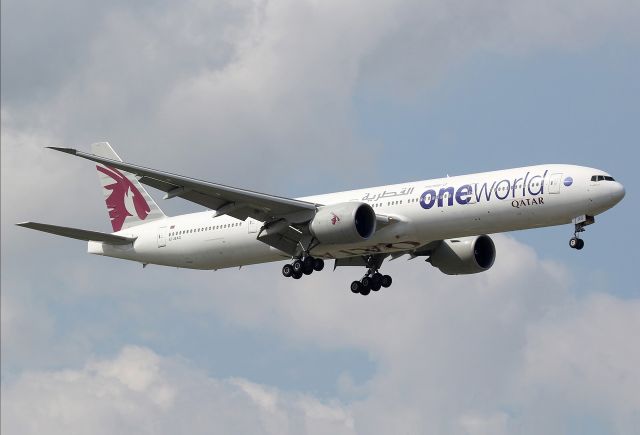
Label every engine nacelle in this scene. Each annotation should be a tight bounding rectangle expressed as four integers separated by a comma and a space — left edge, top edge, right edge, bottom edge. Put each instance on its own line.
309, 202, 376, 245
428, 235, 496, 275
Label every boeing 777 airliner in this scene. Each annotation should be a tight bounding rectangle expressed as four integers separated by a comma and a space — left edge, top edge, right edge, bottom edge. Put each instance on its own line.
18, 143, 625, 295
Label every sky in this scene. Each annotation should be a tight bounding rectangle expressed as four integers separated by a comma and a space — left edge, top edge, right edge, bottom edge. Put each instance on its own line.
1, 0, 639, 434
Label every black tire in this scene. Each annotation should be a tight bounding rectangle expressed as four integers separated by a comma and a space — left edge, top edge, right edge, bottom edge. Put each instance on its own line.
371, 273, 382, 291
303, 256, 314, 269
282, 264, 293, 278
381, 275, 392, 288
569, 237, 579, 249
292, 259, 304, 273
313, 258, 325, 272
292, 271, 303, 279
350, 281, 362, 294
360, 286, 371, 296
576, 239, 585, 250
303, 263, 314, 275
361, 276, 372, 290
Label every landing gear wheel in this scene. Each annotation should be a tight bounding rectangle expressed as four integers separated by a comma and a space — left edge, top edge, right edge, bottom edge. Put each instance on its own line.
381, 275, 392, 288
313, 258, 325, 272
282, 264, 293, 278
360, 286, 371, 296
371, 273, 382, 291
292, 271, 303, 279
350, 281, 362, 294
569, 237, 585, 250
292, 259, 304, 274
361, 276, 372, 290
303, 264, 314, 275
303, 256, 314, 270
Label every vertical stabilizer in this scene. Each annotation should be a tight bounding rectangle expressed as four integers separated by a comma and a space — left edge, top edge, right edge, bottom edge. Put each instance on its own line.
92, 142, 166, 231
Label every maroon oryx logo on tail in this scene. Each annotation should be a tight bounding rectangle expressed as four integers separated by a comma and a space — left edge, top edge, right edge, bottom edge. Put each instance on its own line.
97, 165, 150, 231
330, 212, 340, 225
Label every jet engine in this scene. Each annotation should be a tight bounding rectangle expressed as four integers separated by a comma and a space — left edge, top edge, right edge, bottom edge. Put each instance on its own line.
309, 202, 376, 245
428, 235, 496, 275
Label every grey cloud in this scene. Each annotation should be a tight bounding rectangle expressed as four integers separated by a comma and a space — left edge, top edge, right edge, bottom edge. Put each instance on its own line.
4, 0, 639, 193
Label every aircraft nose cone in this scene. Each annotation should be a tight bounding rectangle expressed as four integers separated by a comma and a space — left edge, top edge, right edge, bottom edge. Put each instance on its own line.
611, 182, 625, 204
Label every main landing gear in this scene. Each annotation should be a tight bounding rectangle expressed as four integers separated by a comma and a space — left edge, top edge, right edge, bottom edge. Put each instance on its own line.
350, 269, 392, 296
282, 252, 392, 296
282, 256, 324, 280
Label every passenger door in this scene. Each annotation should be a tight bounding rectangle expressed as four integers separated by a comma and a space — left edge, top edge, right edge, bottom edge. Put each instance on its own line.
548, 173, 562, 194
248, 219, 259, 234
157, 226, 167, 248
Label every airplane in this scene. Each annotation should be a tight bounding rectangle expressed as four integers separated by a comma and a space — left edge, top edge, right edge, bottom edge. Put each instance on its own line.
17, 143, 625, 296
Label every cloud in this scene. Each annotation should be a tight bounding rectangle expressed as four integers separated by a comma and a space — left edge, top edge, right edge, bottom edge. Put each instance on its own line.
3, 0, 639, 191
2, 1, 639, 434
3, 287, 639, 434
1, 346, 355, 435
516, 293, 640, 434
140, 236, 636, 434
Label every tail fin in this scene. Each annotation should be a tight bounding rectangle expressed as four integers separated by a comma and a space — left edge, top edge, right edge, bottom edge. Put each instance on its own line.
92, 142, 166, 231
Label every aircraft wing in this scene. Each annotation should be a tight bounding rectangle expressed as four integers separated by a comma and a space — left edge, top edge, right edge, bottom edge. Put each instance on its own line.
48, 147, 318, 223
17, 222, 136, 245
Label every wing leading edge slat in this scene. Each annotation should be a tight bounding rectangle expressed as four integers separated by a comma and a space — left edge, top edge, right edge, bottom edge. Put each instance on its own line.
47, 147, 318, 222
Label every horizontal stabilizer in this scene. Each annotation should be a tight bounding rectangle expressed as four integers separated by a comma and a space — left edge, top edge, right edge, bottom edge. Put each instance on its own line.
16, 222, 136, 245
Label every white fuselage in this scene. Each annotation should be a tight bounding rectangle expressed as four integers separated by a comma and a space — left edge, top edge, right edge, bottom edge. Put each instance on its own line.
88, 164, 625, 270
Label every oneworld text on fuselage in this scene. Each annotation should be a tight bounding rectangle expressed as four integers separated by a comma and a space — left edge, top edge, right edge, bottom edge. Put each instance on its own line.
419, 169, 549, 210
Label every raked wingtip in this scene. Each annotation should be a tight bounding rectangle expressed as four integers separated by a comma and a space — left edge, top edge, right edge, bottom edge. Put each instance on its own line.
46, 146, 78, 155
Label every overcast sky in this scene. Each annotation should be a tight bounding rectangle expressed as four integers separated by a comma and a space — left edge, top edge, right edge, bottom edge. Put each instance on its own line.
2, 1, 639, 434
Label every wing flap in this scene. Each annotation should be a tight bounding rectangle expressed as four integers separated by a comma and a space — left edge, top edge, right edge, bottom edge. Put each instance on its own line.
17, 222, 136, 245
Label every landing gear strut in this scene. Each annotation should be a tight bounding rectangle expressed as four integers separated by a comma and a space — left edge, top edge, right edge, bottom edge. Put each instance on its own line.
569, 215, 594, 250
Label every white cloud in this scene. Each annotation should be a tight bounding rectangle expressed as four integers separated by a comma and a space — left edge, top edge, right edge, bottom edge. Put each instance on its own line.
161, 235, 637, 434
517, 293, 640, 434
4, 281, 639, 435
1, 346, 355, 435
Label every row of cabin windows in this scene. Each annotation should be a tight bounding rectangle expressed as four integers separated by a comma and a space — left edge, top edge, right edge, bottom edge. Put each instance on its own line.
591, 175, 615, 182
372, 200, 409, 207
168, 222, 242, 237
371, 199, 416, 208
367, 182, 546, 207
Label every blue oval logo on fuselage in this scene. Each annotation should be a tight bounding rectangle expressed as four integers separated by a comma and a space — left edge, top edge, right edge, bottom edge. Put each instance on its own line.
564, 176, 573, 187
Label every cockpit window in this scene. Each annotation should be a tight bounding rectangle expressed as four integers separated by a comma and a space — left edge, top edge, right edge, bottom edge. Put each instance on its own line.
591, 175, 616, 182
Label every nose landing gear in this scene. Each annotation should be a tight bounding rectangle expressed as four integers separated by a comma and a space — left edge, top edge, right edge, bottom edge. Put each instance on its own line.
569, 215, 594, 250
569, 236, 584, 250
